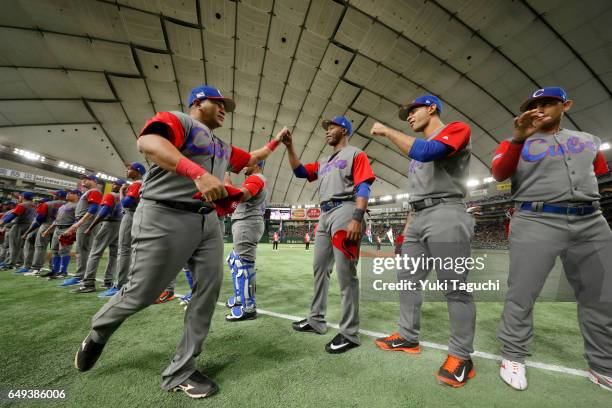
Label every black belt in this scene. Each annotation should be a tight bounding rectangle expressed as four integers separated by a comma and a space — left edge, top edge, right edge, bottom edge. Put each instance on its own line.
56, 224, 72, 228
102, 219, 121, 222
409, 197, 463, 212
155, 200, 215, 214
518, 201, 599, 216
320, 200, 352, 213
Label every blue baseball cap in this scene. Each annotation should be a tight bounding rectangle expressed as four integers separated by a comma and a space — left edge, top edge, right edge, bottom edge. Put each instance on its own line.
68, 189, 82, 196
82, 173, 98, 183
21, 191, 34, 200
520, 87, 568, 112
129, 162, 146, 176
53, 190, 67, 199
187, 85, 236, 112
322, 115, 353, 136
399, 95, 443, 120
113, 179, 126, 186
40, 197, 51, 203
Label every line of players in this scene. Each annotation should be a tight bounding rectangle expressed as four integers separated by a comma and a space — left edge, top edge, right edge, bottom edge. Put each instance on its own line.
0, 164, 189, 301
5, 82, 608, 398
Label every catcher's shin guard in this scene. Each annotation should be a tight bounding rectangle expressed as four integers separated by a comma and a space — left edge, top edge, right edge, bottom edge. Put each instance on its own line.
226, 251, 242, 308
226, 260, 256, 321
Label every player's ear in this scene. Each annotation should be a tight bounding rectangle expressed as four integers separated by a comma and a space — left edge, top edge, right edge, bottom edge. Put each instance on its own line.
562, 100, 573, 112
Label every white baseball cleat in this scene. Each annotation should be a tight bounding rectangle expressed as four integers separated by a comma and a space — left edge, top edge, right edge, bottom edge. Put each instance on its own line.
499, 359, 527, 390
588, 369, 612, 391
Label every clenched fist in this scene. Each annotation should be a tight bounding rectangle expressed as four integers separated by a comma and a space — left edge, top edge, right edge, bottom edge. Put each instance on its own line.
370, 122, 388, 137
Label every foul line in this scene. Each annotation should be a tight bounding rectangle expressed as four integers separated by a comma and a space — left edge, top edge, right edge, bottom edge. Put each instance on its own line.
52, 273, 589, 379
216, 302, 590, 379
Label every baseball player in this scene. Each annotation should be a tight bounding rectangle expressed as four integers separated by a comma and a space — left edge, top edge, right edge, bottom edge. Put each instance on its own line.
286, 115, 375, 354
272, 231, 279, 251
225, 161, 268, 321
72, 179, 125, 293
154, 267, 194, 304
59, 175, 103, 287
22, 191, 67, 276
304, 232, 310, 250
74, 85, 287, 398
16, 220, 38, 274
99, 163, 146, 298
491, 87, 612, 391
370, 95, 477, 387
41, 190, 81, 279
0, 201, 16, 267
0, 192, 36, 270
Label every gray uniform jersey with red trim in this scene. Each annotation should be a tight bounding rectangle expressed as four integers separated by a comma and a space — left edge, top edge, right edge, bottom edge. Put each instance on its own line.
55, 201, 77, 225
231, 173, 267, 221
42, 200, 66, 223
16, 201, 36, 224
509, 129, 602, 202
105, 192, 124, 221
76, 189, 101, 219
141, 111, 241, 204
317, 145, 363, 202
407, 124, 471, 202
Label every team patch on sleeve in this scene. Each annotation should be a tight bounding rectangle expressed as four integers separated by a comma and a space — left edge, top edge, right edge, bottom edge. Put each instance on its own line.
352, 151, 376, 186
229, 145, 252, 173
432, 121, 471, 155
139, 112, 185, 149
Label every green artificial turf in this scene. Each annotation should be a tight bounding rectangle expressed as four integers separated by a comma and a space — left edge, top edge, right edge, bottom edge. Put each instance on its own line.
0, 244, 608, 407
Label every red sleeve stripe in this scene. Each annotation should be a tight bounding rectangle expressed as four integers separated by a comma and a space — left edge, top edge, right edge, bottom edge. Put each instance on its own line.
352, 151, 376, 186
304, 162, 319, 182
432, 122, 471, 156
12, 204, 25, 216
491, 140, 523, 181
139, 112, 185, 149
242, 174, 265, 196
101, 194, 115, 207
229, 145, 252, 173
87, 190, 103, 205
594, 151, 609, 176
126, 182, 141, 198
36, 203, 48, 216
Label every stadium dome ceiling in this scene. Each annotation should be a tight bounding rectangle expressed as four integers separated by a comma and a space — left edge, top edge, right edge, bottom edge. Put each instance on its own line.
0, 0, 610, 203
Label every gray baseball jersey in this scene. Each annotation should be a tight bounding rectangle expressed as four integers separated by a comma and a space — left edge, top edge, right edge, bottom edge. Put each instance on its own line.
306, 144, 375, 203
231, 173, 267, 221
40, 200, 66, 223
140, 111, 251, 204
102, 192, 124, 221
15, 201, 36, 224
75, 189, 103, 219
406, 121, 472, 202
496, 129, 605, 202
55, 201, 77, 225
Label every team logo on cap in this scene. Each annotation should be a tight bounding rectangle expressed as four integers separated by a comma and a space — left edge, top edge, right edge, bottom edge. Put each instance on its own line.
533, 89, 545, 97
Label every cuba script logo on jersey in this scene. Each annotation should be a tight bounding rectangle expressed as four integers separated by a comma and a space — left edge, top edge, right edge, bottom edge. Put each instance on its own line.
522, 136, 597, 162
184, 124, 230, 160
319, 156, 348, 177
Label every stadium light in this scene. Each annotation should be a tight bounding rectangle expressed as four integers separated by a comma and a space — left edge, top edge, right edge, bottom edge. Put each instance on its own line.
600, 143, 610, 151
14, 148, 45, 162
58, 161, 86, 174
96, 172, 117, 182
483, 177, 495, 184
380, 195, 393, 202
368, 198, 377, 203
466, 179, 480, 187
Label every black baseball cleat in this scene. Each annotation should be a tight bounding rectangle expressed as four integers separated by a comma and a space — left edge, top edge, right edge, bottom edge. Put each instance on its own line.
374, 332, 421, 354
436, 354, 475, 388
71, 286, 96, 294
75, 335, 106, 372
171, 371, 219, 399
292, 319, 320, 333
325, 333, 360, 354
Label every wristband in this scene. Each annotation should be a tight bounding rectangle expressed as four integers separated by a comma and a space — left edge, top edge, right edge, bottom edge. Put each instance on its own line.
265, 139, 280, 151
352, 208, 365, 222
176, 157, 206, 180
